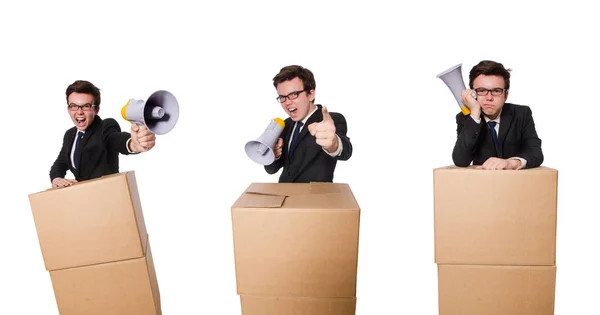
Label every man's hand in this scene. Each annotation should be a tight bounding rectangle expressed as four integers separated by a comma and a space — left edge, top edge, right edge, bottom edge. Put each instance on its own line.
308, 106, 338, 153
477, 157, 522, 170
461, 89, 481, 119
52, 178, 77, 188
273, 138, 283, 160
129, 124, 156, 153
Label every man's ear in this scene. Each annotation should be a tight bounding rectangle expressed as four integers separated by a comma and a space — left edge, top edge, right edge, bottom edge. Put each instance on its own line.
308, 89, 315, 102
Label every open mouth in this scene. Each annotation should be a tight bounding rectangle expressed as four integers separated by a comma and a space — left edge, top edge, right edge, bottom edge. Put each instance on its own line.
76, 117, 86, 126
289, 107, 297, 114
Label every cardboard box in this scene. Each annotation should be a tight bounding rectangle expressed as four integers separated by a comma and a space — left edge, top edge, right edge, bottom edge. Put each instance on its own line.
231, 183, 360, 314
29, 172, 148, 271
437, 264, 556, 315
434, 166, 558, 265
50, 236, 161, 315
240, 295, 356, 315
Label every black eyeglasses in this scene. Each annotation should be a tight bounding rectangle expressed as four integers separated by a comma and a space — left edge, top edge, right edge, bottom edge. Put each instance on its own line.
68, 103, 97, 111
474, 88, 507, 96
276, 90, 307, 103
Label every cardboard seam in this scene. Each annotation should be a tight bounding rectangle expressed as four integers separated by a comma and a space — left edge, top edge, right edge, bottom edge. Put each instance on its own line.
49, 253, 147, 272
239, 294, 356, 300
436, 263, 557, 268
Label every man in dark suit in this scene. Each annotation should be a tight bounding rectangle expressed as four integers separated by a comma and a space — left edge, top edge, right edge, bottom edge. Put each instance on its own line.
452, 60, 543, 170
264, 65, 352, 183
50, 80, 156, 188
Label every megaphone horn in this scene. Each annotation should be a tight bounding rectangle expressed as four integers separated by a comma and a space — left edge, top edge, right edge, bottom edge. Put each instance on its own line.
245, 118, 285, 165
121, 90, 180, 135
436, 63, 476, 116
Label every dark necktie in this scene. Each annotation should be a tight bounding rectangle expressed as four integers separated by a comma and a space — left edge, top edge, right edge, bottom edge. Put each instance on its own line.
288, 121, 303, 157
488, 121, 499, 157
73, 131, 84, 169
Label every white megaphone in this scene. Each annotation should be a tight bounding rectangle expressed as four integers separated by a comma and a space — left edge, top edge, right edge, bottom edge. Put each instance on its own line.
121, 90, 179, 135
436, 63, 476, 116
245, 118, 285, 165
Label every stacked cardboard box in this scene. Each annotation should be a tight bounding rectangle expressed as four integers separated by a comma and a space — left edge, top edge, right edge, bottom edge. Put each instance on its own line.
231, 182, 361, 315
28, 172, 161, 315
433, 166, 558, 315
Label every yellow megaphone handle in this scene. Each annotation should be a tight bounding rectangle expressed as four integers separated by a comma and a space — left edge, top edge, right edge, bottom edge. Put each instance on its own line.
461, 106, 471, 115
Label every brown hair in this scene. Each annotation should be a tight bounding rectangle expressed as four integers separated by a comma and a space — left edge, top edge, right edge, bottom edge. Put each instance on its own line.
469, 60, 511, 90
65, 80, 101, 106
273, 65, 316, 92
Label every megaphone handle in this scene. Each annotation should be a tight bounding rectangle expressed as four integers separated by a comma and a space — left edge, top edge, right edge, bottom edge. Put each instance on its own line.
460, 92, 476, 116
461, 105, 471, 115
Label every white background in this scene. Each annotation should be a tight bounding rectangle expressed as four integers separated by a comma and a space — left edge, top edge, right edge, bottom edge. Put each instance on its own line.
1, 1, 598, 314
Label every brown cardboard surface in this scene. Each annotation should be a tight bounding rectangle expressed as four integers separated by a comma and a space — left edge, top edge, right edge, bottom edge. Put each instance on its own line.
49, 237, 161, 315
232, 183, 360, 298
434, 166, 558, 265
240, 295, 356, 315
438, 264, 556, 315
29, 171, 148, 271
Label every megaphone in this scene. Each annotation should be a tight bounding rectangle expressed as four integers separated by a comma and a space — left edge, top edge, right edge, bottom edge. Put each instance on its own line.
245, 118, 285, 165
121, 90, 179, 135
436, 63, 476, 116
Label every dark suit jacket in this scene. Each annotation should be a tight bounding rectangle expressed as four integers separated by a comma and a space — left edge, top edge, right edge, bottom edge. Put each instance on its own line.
264, 104, 352, 183
452, 103, 543, 169
50, 116, 134, 182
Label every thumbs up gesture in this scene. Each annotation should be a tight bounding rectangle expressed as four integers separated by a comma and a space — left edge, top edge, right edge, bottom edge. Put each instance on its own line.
308, 106, 339, 153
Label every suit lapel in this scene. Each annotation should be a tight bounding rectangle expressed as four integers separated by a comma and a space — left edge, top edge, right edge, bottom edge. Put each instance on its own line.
288, 105, 322, 159
497, 104, 513, 158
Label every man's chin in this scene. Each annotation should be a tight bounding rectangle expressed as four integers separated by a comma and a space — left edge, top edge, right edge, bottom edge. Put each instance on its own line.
73, 122, 88, 131
483, 109, 498, 118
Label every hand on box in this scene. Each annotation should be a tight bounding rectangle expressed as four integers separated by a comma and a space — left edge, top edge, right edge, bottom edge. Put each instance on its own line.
308, 106, 338, 153
52, 178, 78, 188
129, 124, 156, 153
477, 157, 521, 170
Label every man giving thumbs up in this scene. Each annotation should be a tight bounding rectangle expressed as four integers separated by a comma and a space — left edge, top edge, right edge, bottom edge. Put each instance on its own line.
264, 65, 353, 183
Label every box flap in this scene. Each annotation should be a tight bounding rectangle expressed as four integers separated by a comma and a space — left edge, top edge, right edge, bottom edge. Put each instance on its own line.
234, 193, 286, 208
234, 183, 359, 211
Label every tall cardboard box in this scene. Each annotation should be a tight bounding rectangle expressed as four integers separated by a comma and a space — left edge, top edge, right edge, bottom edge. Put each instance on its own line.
28, 171, 161, 314
433, 166, 558, 315
231, 183, 361, 315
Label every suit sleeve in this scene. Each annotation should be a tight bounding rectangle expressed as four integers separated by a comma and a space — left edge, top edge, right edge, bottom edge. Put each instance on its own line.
332, 113, 352, 161
516, 107, 543, 169
49, 131, 71, 182
103, 118, 134, 155
452, 113, 482, 167
264, 156, 284, 174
